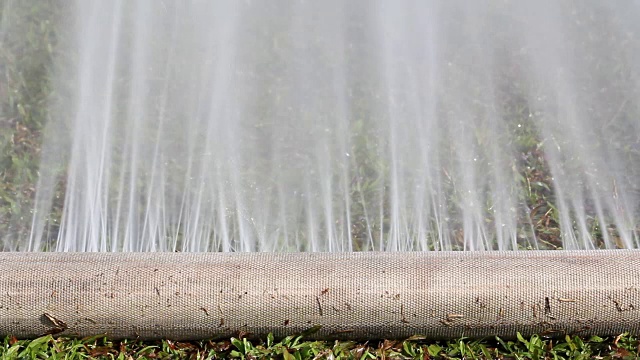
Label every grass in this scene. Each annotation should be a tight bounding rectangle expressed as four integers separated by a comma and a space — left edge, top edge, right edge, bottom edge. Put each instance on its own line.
1, 332, 639, 359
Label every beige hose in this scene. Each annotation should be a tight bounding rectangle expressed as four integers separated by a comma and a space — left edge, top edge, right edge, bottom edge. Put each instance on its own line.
0, 250, 639, 340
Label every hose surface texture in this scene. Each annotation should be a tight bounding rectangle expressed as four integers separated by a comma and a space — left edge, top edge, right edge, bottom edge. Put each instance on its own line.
0, 250, 638, 340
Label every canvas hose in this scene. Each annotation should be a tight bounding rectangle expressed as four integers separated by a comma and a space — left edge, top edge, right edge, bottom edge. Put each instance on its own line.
0, 250, 638, 340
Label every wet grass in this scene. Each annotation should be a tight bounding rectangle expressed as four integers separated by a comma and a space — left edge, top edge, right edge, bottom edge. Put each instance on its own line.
2, 332, 640, 359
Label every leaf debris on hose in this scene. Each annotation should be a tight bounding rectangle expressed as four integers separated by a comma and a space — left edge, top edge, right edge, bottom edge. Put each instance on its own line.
42, 313, 67, 335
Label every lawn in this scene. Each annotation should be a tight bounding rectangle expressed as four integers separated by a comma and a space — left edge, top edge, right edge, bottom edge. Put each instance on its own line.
2, 332, 639, 359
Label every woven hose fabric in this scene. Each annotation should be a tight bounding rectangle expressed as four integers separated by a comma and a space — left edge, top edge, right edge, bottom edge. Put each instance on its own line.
0, 250, 639, 340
